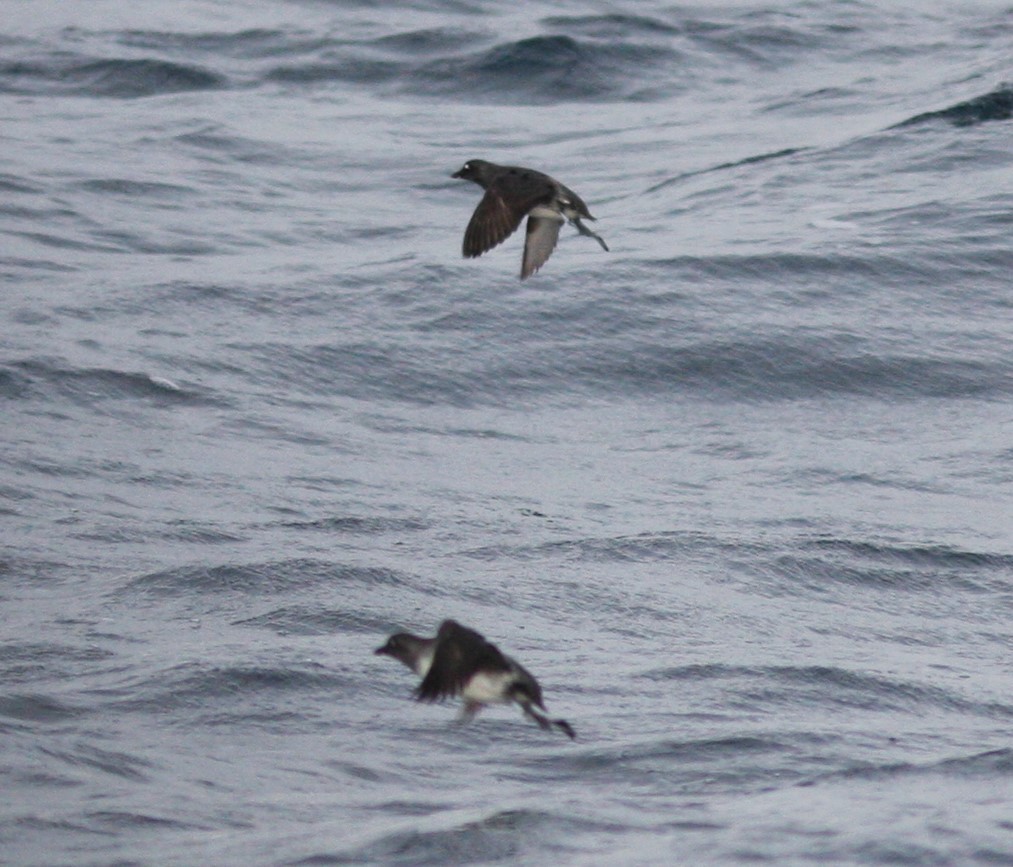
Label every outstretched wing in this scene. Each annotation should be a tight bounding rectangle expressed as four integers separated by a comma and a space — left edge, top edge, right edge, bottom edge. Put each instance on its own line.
462, 171, 554, 258
521, 210, 564, 279
415, 620, 511, 703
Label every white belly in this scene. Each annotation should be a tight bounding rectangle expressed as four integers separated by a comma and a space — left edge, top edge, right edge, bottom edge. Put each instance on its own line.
528, 204, 565, 223
462, 671, 513, 705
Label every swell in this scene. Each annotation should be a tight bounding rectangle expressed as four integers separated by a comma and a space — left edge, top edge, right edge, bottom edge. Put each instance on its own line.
0, 55, 224, 98
894, 84, 1013, 128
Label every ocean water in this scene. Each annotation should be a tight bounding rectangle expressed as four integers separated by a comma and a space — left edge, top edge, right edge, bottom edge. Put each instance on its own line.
2, 0, 1012, 864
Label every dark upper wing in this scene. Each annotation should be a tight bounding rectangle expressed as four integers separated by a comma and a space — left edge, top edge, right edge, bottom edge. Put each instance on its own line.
415, 620, 511, 703
462, 171, 555, 258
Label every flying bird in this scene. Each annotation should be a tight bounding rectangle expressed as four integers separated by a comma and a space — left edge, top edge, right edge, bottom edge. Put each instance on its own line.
452, 159, 608, 279
376, 619, 576, 739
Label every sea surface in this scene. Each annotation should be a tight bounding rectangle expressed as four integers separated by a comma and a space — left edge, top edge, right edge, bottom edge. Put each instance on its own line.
2, 0, 1012, 864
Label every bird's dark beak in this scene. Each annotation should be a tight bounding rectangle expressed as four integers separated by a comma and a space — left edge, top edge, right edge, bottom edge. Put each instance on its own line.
451, 169, 463, 179
375, 644, 389, 656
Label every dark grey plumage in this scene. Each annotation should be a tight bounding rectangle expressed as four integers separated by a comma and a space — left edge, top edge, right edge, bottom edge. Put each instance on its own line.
375, 619, 576, 739
452, 159, 608, 279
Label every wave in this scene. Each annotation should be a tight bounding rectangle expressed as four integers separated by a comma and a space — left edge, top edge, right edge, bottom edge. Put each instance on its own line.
119, 559, 410, 598
0, 54, 224, 98
322, 807, 612, 866
267, 33, 682, 103
7, 359, 215, 407
239, 313, 1012, 407
644, 664, 1013, 718
6, 21, 1007, 114
895, 84, 1013, 128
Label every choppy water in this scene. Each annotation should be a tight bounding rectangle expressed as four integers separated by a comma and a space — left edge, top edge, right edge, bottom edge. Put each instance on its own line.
3, 1, 1012, 864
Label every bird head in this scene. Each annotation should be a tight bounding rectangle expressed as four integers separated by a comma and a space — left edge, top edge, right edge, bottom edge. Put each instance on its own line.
451, 160, 489, 181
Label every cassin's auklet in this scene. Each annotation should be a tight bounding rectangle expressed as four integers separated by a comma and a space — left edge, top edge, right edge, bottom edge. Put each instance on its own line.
452, 159, 608, 280
375, 619, 576, 739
